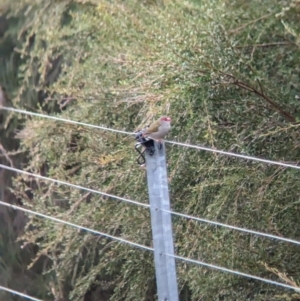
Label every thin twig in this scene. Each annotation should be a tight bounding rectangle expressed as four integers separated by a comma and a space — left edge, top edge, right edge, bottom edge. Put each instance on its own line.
68, 192, 91, 215
229, 13, 272, 34
0, 144, 14, 167
219, 71, 296, 123
234, 80, 295, 122
235, 41, 291, 48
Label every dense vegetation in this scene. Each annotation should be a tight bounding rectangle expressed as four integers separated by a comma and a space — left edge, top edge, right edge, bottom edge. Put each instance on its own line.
0, 0, 300, 300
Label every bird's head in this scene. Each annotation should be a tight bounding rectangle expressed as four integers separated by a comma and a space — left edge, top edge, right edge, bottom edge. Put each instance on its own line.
160, 116, 171, 123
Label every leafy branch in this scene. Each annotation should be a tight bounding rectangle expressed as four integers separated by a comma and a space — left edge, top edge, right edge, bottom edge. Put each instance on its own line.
218, 71, 296, 123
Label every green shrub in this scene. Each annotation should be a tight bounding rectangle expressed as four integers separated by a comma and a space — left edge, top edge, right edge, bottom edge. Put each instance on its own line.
2, 0, 300, 300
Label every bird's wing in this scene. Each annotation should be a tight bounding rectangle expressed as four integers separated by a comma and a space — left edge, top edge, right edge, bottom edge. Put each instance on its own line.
144, 120, 160, 134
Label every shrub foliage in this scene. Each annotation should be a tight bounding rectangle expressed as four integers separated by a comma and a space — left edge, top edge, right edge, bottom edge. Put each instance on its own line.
1, 0, 300, 300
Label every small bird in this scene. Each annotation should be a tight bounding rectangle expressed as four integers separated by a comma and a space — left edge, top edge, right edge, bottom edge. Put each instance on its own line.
143, 116, 171, 141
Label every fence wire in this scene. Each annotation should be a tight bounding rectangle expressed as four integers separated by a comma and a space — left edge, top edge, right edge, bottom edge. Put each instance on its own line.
2, 106, 300, 170
1, 106, 300, 296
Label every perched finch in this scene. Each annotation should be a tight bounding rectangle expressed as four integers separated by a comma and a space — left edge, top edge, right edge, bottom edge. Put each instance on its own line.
143, 116, 171, 141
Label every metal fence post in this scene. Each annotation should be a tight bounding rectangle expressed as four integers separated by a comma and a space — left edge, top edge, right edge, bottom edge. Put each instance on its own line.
145, 141, 179, 301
